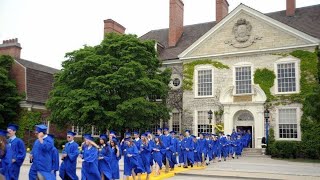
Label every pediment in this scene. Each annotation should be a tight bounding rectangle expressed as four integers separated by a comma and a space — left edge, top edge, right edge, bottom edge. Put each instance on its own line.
179, 4, 319, 59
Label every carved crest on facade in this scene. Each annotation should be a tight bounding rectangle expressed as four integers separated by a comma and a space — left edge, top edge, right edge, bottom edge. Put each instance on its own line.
225, 18, 262, 48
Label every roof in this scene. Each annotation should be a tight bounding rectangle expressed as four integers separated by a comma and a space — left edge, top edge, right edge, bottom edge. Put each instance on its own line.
16, 58, 59, 74
140, 4, 320, 61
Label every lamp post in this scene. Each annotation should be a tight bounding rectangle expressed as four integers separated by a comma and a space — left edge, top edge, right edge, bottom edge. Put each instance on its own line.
264, 108, 270, 145
208, 110, 213, 134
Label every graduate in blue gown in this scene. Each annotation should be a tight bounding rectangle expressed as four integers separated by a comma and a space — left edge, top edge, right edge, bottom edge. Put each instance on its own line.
29, 124, 55, 180
146, 131, 154, 167
182, 130, 194, 168
192, 135, 200, 165
121, 133, 131, 180
235, 134, 243, 158
231, 129, 237, 141
177, 134, 184, 167
168, 131, 178, 170
110, 138, 121, 180
212, 135, 219, 161
59, 131, 79, 180
81, 134, 100, 180
152, 135, 165, 176
140, 134, 152, 179
162, 128, 171, 172
197, 133, 207, 166
133, 131, 145, 177
205, 133, 213, 165
98, 134, 112, 180
123, 138, 144, 179
6, 123, 26, 180
219, 133, 228, 161
0, 129, 12, 180
48, 134, 60, 177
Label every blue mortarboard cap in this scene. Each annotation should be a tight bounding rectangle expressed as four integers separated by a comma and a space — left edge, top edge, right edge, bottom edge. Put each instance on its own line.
154, 135, 160, 138
227, 134, 231, 136
199, 132, 205, 136
67, 131, 76, 136
133, 131, 139, 135
191, 135, 196, 138
35, 124, 47, 133
124, 137, 131, 141
83, 134, 93, 141
125, 132, 131, 136
145, 131, 151, 135
111, 138, 118, 144
100, 134, 108, 140
7, 124, 19, 131
141, 133, 147, 137
163, 127, 169, 131
48, 134, 55, 139
157, 128, 162, 131
170, 131, 175, 134
0, 130, 7, 137
110, 131, 116, 136
179, 133, 183, 136
185, 130, 190, 133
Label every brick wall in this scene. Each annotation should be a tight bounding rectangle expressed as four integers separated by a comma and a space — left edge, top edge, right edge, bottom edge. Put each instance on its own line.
9, 61, 26, 95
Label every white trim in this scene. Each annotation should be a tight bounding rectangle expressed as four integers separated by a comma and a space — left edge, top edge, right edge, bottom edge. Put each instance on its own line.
193, 110, 198, 135
180, 44, 319, 60
162, 59, 182, 65
233, 62, 254, 96
178, 4, 319, 58
275, 106, 301, 141
274, 57, 300, 95
194, 65, 214, 98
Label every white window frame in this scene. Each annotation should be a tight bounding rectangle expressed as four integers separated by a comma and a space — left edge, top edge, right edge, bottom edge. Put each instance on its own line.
275, 106, 301, 141
194, 65, 214, 98
233, 62, 254, 96
170, 111, 181, 134
195, 110, 213, 136
274, 57, 300, 95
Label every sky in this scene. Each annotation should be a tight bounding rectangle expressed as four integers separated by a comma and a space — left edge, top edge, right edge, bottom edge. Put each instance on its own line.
1, 0, 319, 69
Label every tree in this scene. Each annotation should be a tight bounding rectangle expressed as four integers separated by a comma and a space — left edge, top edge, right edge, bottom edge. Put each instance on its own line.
47, 33, 171, 131
0, 55, 22, 127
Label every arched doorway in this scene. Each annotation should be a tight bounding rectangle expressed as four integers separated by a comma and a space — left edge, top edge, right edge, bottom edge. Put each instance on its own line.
234, 110, 254, 148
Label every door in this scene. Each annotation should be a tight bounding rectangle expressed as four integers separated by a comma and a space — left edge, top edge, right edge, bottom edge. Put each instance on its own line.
236, 126, 253, 148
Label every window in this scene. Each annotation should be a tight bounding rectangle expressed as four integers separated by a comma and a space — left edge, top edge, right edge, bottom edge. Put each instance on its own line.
72, 125, 99, 137
197, 70, 212, 96
172, 78, 181, 87
151, 120, 161, 134
278, 109, 298, 139
235, 66, 252, 94
172, 113, 180, 133
277, 63, 296, 93
197, 111, 212, 136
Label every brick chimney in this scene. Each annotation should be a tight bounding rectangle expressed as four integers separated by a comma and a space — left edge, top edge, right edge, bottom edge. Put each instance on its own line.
168, 0, 184, 47
216, 0, 229, 23
286, 0, 296, 16
104, 19, 126, 35
0, 38, 22, 59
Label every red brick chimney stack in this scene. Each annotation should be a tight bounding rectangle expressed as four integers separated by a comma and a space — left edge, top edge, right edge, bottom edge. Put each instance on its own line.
216, 0, 229, 23
168, 0, 184, 47
104, 19, 126, 35
0, 38, 22, 59
286, 0, 296, 16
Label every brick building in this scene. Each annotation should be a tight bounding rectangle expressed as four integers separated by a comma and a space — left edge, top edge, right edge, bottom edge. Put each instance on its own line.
139, 0, 320, 148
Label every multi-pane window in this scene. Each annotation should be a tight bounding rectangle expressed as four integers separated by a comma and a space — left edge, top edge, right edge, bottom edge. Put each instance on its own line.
172, 113, 180, 133
151, 121, 161, 135
277, 63, 296, 93
197, 70, 212, 96
197, 111, 212, 136
235, 66, 252, 94
278, 109, 298, 139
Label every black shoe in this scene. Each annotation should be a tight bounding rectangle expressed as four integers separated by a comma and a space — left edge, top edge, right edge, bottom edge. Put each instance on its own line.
232, 157, 234, 159
183, 166, 188, 168
206, 163, 209, 166
224, 158, 226, 161
191, 164, 193, 168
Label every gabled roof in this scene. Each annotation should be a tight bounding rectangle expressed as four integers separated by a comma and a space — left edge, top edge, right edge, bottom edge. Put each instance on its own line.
140, 4, 320, 61
16, 58, 59, 74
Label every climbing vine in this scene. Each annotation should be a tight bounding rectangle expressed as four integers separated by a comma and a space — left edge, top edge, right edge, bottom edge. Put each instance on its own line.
253, 68, 276, 102
183, 59, 229, 90
15, 110, 42, 138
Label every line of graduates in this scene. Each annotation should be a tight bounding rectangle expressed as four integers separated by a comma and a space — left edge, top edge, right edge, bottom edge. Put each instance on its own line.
118, 128, 252, 180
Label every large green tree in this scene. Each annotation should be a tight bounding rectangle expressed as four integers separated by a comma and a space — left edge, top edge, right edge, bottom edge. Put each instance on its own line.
0, 55, 22, 127
47, 33, 171, 131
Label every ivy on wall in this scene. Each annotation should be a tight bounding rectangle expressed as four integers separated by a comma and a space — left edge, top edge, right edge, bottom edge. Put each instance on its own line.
254, 50, 318, 104
183, 59, 229, 90
15, 110, 42, 139
253, 68, 275, 102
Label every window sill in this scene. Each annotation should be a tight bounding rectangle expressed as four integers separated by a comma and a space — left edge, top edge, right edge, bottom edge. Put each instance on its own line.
274, 91, 300, 95
233, 93, 254, 96
194, 95, 214, 99
276, 138, 301, 141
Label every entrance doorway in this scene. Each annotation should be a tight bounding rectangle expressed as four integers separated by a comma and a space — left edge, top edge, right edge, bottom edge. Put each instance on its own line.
236, 126, 253, 148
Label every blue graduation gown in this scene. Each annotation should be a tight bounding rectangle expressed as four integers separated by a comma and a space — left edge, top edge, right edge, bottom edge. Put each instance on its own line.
110, 146, 121, 179
148, 140, 155, 166
206, 138, 213, 161
168, 137, 178, 168
231, 131, 237, 141
177, 139, 184, 163
197, 138, 207, 162
220, 136, 228, 158
125, 145, 144, 175
9, 137, 26, 180
140, 142, 152, 174
235, 139, 243, 155
81, 145, 100, 180
0, 144, 13, 180
152, 143, 165, 168
51, 146, 60, 176
98, 145, 112, 179
29, 136, 55, 180
133, 139, 145, 174
193, 140, 200, 163
59, 141, 79, 180
182, 136, 194, 164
